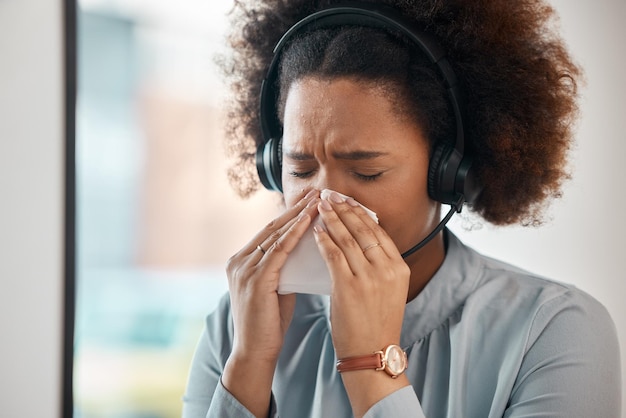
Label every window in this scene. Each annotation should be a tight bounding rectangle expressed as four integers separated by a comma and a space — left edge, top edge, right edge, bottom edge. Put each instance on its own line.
74, 1, 278, 416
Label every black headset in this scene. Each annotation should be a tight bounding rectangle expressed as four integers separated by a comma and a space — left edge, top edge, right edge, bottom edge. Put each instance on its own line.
256, 2, 482, 210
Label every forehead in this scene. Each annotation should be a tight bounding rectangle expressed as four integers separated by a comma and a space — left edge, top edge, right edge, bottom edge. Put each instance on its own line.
282, 77, 426, 153
285, 77, 401, 120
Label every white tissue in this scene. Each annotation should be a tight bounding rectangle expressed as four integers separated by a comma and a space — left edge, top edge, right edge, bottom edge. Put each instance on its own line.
278, 189, 378, 295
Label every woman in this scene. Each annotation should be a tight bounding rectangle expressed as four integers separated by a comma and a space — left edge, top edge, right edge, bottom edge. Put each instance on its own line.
183, 1, 621, 417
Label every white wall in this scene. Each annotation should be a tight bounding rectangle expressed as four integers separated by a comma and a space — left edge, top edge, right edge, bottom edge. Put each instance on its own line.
449, 0, 626, 411
0, 0, 65, 416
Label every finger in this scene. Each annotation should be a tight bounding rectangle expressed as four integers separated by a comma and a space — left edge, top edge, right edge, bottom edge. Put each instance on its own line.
245, 190, 319, 256
254, 197, 320, 260
319, 192, 398, 267
330, 193, 403, 261
259, 211, 314, 274
311, 222, 353, 279
232, 210, 314, 295
344, 198, 403, 262
325, 193, 382, 255
317, 198, 374, 273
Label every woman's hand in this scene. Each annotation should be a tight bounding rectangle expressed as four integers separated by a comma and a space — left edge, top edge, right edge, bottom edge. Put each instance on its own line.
313, 191, 411, 417
314, 191, 410, 356
221, 189, 319, 417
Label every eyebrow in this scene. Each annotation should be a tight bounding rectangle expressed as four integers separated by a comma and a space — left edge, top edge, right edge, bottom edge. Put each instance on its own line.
284, 150, 389, 161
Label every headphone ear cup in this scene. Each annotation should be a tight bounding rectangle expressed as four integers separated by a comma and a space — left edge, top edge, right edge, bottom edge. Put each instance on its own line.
255, 137, 283, 192
427, 143, 449, 202
428, 143, 482, 206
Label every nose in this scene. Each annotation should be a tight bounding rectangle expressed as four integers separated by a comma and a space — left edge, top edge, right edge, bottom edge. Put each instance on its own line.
312, 167, 351, 197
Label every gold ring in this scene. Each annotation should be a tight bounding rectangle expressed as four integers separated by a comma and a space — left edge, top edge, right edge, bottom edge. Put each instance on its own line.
256, 244, 266, 254
362, 242, 382, 253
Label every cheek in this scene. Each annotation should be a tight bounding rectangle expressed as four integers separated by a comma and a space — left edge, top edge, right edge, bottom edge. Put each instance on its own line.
281, 179, 306, 209
378, 196, 438, 252
372, 159, 438, 247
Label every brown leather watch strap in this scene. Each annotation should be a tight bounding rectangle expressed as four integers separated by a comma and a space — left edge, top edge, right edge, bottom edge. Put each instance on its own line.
336, 352, 383, 373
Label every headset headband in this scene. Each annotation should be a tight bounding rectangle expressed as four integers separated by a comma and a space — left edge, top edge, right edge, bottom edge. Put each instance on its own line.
260, 3, 466, 153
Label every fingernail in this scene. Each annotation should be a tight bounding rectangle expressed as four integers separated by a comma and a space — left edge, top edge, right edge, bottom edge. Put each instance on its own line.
313, 225, 325, 234
329, 191, 344, 204
346, 197, 360, 207
304, 189, 317, 200
319, 199, 333, 211
297, 212, 310, 222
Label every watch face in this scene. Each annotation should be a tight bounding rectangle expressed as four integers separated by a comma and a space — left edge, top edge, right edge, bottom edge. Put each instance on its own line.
385, 345, 407, 375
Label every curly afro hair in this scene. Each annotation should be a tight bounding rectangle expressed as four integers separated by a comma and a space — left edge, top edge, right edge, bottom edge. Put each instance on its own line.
218, 0, 581, 226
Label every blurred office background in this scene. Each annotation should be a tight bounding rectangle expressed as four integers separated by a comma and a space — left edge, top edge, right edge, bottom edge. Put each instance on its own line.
73, 1, 278, 416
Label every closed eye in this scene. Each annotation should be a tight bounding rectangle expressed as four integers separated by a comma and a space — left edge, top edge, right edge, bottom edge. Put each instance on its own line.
289, 170, 384, 181
288, 170, 315, 179
354, 172, 383, 182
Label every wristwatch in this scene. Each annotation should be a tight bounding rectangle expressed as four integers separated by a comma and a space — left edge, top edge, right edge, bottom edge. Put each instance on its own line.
336, 344, 408, 378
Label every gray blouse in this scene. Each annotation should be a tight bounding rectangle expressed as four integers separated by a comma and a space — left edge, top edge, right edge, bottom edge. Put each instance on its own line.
182, 231, 621, 417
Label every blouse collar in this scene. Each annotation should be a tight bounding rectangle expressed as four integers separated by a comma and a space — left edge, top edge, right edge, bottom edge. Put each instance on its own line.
400, 230, 482, 345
